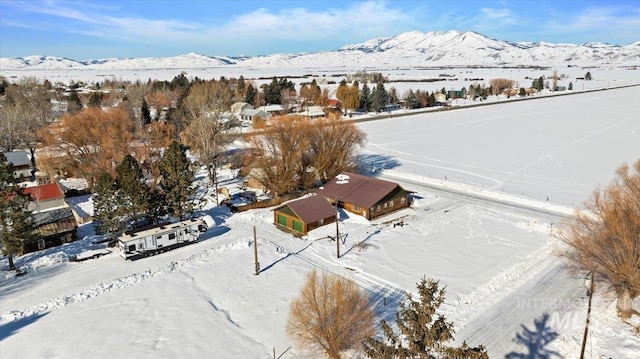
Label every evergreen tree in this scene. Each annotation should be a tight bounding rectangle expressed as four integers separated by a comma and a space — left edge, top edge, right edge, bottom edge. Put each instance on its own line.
236, 75, 246, 99
371, 82, 389, 112
427, 92, 436, 107
141, 98, 151, 125
405, 90, 420, 109
519, 87, 526, 97
88, 91, 102, 107
568, 82, 573, 91
93, 172, 123, 240
159, 141, 195, 220
0, 76, 8, 95
363, 277, 487, 359
585, 71, 592, 80
66, 89, 83, 113
244, 83, 256, 106
360, 83, 372, 112
0, 153, 35, 270
265, 77, 281, 104
116, 155, 149, 227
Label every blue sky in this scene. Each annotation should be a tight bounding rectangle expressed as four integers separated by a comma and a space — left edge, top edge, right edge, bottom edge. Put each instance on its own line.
1, 0, 639, 60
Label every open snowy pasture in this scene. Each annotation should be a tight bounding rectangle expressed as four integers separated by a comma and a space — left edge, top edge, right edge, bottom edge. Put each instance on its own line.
358, 85, 640, 207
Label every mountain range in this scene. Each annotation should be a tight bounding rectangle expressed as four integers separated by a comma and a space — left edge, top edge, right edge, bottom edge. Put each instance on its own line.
1, 30, 639, 70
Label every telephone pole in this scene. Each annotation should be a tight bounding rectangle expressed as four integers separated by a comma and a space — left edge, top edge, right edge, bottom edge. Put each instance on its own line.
335, 197, 340, 259
579, 271, 595, 359
253, 226, 260, 275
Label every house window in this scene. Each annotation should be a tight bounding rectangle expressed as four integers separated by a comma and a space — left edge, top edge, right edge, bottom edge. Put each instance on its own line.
38, 239, 45, 250
384, 203, 388, 208
128, 244, 136, 252
401, 197, 406, 204
370, 207, 374, 213
169, 233, 176, 240
352, 205, 360, 211
390, 200, 395, 207
376, 205, 381, 212
319, 219, 324, 225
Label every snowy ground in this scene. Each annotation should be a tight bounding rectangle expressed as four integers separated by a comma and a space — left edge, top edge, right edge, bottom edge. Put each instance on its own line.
2, 83, 640, 358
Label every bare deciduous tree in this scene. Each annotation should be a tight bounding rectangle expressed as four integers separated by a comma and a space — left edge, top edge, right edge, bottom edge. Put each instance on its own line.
489, 78, 516, 95
247, 116, 304, 196
37, 107, 134, 189
0, 78, 52, 168
303, 116, 367, 183
248, 115, 366, 196
287, 270, 375, 359
561, 159, 640, 317
179, 80, 234, 203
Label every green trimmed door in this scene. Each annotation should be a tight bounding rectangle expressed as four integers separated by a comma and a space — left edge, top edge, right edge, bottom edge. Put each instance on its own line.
292, 220, 303, 233
277, 214, 287, 226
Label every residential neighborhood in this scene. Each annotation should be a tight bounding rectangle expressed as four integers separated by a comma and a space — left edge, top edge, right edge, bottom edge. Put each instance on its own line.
1, 2, 639, 358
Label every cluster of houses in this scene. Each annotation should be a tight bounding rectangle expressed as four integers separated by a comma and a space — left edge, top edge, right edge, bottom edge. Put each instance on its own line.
273, 172, 414, 235
3, 147, 414, 255
232, 101, 343, 128
3, 150, 80, 254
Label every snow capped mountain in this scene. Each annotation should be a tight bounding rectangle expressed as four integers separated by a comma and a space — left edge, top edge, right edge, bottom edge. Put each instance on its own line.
1, 30, 638, 71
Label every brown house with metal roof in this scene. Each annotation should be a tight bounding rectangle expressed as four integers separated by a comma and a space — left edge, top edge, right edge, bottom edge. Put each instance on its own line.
316, 172, 413, 220
273, 195, 336, 235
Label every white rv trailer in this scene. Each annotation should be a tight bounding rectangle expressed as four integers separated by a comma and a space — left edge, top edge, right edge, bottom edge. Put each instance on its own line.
118, 218, 208, 259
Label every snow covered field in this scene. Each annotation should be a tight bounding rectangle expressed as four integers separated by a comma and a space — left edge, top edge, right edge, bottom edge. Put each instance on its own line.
2, 80, 640, 357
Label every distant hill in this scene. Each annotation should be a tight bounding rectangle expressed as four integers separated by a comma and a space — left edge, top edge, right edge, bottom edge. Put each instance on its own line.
1, 30, 638, 70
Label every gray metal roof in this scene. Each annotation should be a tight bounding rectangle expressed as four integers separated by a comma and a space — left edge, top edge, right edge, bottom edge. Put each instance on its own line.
2, 150, 31, 167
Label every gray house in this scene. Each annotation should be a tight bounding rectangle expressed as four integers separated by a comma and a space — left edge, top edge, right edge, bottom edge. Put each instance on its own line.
2, 150, 32, 179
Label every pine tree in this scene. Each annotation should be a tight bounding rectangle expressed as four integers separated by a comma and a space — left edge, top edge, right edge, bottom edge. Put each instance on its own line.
159, 141, 195, 220
265, 77, 281, 104
116, 154, 149, 227
245, 83, 256, 106
363, 277, 487, 359
141, 98, 151, 125
371, 82, 389, 112
360, 83, 372, 112
568, 82, 573, 91
66, 89, 83, 113
405, 90, 420, 109
0, 153, 35, 270
585, 71, 592, 81
88, 91, 102, 107
93, 172, 123, 240
427, 92, 436, 107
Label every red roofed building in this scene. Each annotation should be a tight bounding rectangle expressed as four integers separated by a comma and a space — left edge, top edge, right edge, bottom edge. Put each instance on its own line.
273, 195, 336, 235
22, 182, 66, 212
316, 172, 414, 220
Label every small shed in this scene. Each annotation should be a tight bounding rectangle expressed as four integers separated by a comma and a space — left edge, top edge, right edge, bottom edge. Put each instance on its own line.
273, 195, 336, 235
316, 172, 414, 220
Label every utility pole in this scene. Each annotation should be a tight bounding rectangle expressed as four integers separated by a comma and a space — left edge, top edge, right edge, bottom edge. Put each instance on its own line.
580, 271, 595, 359
335, 197, 340, 259
253, 226, 260, 275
